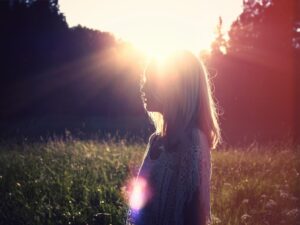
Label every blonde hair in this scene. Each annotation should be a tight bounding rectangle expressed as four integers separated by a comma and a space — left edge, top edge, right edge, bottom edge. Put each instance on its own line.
141, 50, 222, 149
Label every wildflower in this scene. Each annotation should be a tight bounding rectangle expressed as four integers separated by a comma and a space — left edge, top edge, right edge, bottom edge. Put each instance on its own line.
241, 213, 251, 222
261, 194, 267, 199
265, 199, 277, 209
286, 208, 299, 218
279, 190, 289, 199
242, 199, 249, 204
211, 214, 222, 224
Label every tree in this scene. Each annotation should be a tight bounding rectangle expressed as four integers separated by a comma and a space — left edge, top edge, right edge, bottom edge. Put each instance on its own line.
228, 0, 295, 56
207, 0, 298, 145
211, 16, 228, 55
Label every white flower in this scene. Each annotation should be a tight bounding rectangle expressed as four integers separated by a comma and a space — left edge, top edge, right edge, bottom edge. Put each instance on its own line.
241, 213, 251, 222
261, 194, 267, 199
265, 199, 277, 209
211, 214, 222, 224
286, 208, 299, 218
279, 190, 289, 199
242, 199, 249, 204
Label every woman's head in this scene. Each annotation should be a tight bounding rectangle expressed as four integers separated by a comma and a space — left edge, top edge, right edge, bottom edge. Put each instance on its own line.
140, 50, 222, 149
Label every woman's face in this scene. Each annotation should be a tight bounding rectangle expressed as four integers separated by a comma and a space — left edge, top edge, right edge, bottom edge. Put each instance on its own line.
140, 63, 163, 113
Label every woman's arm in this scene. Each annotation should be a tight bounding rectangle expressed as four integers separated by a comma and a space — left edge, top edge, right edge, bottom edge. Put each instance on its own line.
195, 129, 212, 225
182, 128, 212, 225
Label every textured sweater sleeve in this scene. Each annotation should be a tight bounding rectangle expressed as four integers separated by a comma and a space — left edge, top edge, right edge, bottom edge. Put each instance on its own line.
172, 128, 212, 225
197, 129, 212, 225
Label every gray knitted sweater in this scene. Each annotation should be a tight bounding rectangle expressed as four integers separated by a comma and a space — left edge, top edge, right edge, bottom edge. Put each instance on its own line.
125, 128, 212, 225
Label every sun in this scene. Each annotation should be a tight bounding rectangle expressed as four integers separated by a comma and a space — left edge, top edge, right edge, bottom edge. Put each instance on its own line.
114, 10, 216, 59
142, 47, 174, 64
133, 35, 213, 62
60, 0, 244, 57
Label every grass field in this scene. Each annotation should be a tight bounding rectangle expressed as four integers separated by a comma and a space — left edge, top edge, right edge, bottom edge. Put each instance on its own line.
0, 135, 299, 225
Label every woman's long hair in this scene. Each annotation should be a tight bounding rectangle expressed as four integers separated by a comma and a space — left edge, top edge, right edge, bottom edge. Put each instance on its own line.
141, 50, 222, 149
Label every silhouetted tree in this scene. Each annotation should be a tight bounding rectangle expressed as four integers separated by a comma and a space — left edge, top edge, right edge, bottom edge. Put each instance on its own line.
0, 0, 145, 122
208, 0, 298, 145
228, 0, 294, 57
211, 17, 228, 56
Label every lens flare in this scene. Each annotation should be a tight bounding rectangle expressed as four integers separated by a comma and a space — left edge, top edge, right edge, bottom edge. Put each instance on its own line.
126, 176, 152, 211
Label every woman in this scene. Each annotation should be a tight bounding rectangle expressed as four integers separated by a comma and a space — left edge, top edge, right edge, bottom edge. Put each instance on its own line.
125, 50, 222, 225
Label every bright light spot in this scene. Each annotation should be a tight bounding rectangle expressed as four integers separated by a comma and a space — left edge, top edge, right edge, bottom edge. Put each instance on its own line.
145, 48, 173, 65
220, 46, 227, 54
128, 176, 152, 210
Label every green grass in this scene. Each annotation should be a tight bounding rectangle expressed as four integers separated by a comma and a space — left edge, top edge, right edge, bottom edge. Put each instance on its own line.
0, 135, 299, 225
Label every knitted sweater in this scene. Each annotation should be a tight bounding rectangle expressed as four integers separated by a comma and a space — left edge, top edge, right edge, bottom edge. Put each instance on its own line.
125, 128, 212, 225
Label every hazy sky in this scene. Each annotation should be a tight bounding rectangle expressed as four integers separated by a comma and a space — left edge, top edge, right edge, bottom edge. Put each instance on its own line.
59, 0, 244, 56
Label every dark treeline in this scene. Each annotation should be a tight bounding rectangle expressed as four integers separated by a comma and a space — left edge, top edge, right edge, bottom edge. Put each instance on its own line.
0, 0, 299, 145
0, 0, 146, 121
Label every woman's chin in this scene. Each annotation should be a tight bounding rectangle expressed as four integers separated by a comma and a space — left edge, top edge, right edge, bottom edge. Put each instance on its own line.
144, 103, 153, 111
144, 101, 160, 112
145, 105, 159, 113
145, 104, 151, 111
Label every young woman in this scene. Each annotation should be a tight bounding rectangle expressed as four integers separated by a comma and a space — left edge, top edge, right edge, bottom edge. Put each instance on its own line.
125, 50, 222, 225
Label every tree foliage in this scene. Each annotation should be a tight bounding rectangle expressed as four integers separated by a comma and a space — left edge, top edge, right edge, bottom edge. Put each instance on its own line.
207, 0, 298, 145
0, 0, 145, 121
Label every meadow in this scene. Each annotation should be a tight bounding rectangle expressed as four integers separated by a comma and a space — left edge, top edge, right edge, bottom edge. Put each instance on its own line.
0, 134, 299, 225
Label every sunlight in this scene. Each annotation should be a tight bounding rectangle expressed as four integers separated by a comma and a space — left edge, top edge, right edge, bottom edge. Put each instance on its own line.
144, 49, 171, 67
60, 0, 243, 56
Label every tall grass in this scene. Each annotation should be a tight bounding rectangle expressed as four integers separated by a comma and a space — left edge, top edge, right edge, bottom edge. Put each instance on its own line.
211, 143, 300, 225
0, 135, 299, 225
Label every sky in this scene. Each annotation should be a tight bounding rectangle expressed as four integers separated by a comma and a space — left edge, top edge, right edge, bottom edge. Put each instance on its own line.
59, 0, 244, 56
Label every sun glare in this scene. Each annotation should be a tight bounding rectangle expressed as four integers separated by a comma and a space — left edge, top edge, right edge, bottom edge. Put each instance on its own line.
144, 48, 173, 65
125, 176, 152, 211
60, 0, 243, 56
